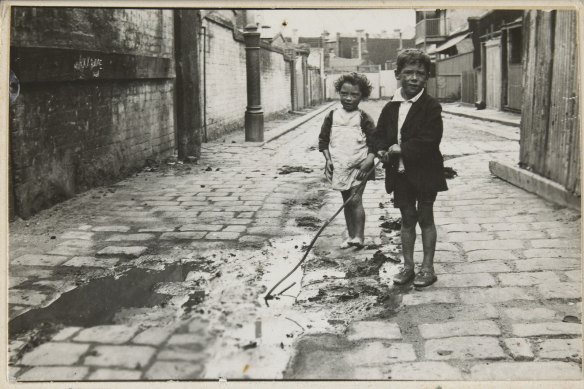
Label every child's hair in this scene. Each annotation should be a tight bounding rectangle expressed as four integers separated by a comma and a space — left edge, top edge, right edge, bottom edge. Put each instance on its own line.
396, 49, 432, 75
333, 72, 372, 99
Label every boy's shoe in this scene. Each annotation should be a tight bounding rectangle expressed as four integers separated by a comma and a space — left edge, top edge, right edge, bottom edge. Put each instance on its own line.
393, 267, 415, 285
413, 269, 437, 287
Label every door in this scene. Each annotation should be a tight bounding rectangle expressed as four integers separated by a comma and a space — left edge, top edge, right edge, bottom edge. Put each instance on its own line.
485, 38, 502, 109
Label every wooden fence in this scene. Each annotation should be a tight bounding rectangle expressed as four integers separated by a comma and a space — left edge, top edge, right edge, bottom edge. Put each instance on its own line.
520, 10, 580, 195
434, 52, 475, 103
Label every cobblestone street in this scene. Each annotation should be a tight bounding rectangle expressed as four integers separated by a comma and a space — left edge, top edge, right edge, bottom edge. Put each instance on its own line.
8, 100, 582, 382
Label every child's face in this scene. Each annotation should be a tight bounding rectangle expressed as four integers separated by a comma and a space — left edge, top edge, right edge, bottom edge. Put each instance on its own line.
339, 82, 362, 111
395, 62, 428, 99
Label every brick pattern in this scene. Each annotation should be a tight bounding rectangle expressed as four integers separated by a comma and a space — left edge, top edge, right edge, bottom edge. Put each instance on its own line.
8, 102, 582, 381
11, 8, 174, 57
10, 9, 175, 217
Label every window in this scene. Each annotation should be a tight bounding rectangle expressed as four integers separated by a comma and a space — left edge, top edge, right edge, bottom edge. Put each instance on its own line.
508, 26, 522, 64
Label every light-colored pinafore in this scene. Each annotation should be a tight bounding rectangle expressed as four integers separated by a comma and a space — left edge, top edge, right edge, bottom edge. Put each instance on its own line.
328, 108, 369, 191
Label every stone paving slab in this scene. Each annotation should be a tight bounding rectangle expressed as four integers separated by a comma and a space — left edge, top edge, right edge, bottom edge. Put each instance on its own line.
511, 322, 582, 337
419, 320, 500, 339
106, 233, 155, 241
469, 361, 582, 380
12, 254, 69, 266
503, 307, 559, 323
87, 368, 142, 380
62, 256, 119, 268
144, 361, 204, 379
18, 366, 89, 381
83, 345, 156, 369
131, 326, 175, 346
388, 361, 463, 380
345, 342, 417, 365
402, 290, 458, 306
514, 258, 581, 272
537, 339, 581, 360
96, 246, 148, 258
21, 342, 91, 366
73, 325, 141, 344
434, 273, 496, 288
345, 321, 402, 341
424, 336, 506, 360
537, 281, 582, 299
459, 287, 536, 304
498, 272, 561, 286
503, 338, 534, 360
466, 250, 518, 261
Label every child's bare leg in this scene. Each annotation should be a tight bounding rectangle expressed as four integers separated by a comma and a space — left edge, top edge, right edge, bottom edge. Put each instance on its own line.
341, 190, 356, 239
349, 183, 367, 242
417, 203, 436, 271
399, 205, 418, 270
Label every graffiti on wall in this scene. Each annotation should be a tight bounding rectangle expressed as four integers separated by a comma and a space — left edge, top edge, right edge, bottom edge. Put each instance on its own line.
73, 56, 103, 79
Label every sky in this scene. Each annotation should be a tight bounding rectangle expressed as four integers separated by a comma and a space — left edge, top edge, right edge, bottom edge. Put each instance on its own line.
253, 9, 417, 39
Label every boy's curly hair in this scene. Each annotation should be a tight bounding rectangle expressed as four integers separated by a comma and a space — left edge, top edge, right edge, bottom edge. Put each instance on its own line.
334, 72, 372, 99
396, 49, 432, 75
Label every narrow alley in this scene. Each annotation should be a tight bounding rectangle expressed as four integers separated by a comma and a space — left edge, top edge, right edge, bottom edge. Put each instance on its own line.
8, 100, 581, 381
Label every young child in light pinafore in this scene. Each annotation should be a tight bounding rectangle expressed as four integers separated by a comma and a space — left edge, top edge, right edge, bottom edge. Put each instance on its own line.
318, 73, 376, 249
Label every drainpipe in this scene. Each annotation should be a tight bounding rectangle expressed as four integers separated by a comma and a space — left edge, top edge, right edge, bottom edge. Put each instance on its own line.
200, 25, 208, 142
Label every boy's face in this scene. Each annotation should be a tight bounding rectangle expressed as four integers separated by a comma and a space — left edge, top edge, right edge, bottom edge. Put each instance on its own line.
395, 62, 428, 100
339, 82, 362, 111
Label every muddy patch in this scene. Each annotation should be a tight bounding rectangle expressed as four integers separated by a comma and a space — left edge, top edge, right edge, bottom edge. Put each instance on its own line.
295, 216, 322, 230
346, 251, 399, 278
380, 217, 402, 231
444, 166, 458, 179
278, 165, 314, 175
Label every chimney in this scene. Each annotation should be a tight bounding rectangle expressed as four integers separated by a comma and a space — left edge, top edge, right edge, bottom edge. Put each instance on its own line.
356, 29, 364, 59
394, 29, 403, 49
292, 28, 299, 44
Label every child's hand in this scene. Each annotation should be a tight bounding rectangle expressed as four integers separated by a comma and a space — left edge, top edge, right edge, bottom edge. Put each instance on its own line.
377, 150, 390, 164
325, 160, 334, 180
388, 144, 401, 155
356, 158, 373, 180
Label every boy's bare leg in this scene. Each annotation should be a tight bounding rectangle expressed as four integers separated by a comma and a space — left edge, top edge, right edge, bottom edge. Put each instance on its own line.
393, 205, 417, 284
399, 205, 418, 269
418, 203, 437, 271
413, 202, 438, 287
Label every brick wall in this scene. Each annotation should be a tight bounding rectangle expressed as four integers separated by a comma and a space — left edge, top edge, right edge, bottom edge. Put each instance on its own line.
10, 8, 176, 218
203, 17, 292, 140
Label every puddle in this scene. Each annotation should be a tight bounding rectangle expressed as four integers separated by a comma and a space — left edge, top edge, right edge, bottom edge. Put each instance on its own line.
9, 262, 205, 338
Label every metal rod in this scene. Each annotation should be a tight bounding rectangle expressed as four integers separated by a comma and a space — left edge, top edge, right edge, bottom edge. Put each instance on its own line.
264, 161, 381, 302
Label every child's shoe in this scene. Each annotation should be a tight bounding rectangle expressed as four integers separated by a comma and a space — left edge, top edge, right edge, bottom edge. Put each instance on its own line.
393, 267, 415, 285
413, 269, 437, 287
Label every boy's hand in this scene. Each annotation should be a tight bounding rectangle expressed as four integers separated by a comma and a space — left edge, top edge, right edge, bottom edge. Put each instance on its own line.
377, 150, 391, 164
356, 158, 373, 180
325, 160, 334, 180
388, 144, 401, 155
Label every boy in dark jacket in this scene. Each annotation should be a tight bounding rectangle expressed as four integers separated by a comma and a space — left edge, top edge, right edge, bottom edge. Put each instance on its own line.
373, 49, 448, 287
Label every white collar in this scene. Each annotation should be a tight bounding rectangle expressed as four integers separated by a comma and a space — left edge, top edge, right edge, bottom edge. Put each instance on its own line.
392, 87, 425, 103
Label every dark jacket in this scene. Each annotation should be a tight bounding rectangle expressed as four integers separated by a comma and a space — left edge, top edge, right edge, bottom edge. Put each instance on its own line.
372, 91, 448, 194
